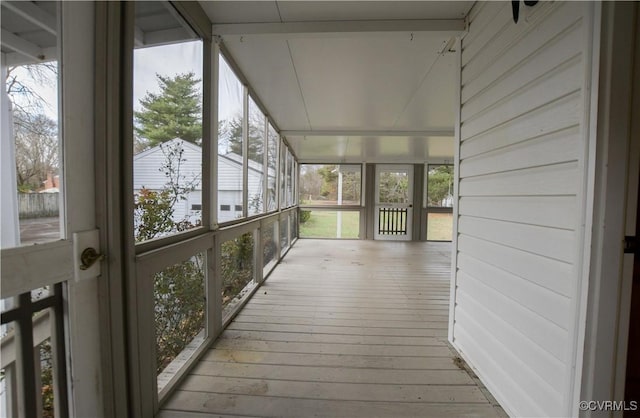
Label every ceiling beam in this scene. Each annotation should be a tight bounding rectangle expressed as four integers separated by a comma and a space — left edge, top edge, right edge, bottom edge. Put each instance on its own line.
4, 46, 57, 66
1, 29, 45, 62
144, 27, 192, 47
2, 2, 57, 35
134, 25, 145, 48
281, 129, 455, 138
212, 19, 465, 36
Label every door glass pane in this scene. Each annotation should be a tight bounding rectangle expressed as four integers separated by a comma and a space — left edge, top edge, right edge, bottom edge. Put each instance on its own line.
378, 171, 409, 204
2, 1, 61, 248
266, 124, 278, 212
133, 2, 203, 242
300, 164, 361, 206
300, 210, 360, 239
247, 96, 265, 216
218, 54, 245, 223
154, 253, 206, 392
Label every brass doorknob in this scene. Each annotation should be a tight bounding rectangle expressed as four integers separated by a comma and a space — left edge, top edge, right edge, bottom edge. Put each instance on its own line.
79, 247, 105, 270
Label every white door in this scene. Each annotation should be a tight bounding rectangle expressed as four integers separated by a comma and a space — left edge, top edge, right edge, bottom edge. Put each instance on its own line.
0, 3, 102, 417
374, 165, 413, 241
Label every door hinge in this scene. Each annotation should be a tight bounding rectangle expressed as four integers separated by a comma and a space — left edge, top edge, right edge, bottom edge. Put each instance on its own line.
624, 236, 638, 254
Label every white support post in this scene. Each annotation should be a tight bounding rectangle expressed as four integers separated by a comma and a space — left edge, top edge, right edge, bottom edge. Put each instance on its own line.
0, 59, 20, 248
337, 169, 343, 238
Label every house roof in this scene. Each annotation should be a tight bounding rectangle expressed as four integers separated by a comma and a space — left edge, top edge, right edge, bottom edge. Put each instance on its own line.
134, 138, 276, 177
134, 138, 202, 161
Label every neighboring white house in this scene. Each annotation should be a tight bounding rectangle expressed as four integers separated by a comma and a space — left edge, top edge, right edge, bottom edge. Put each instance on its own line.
218, 152, 277, 222
133, 138, 203, 225
133, 138, 276, 225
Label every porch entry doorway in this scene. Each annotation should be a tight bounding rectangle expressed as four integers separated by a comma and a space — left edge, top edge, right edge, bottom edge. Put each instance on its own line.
374, 165, 413, 241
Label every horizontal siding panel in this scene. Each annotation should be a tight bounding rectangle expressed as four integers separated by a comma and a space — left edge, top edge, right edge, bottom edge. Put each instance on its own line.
454, 322, 546, 417
456, 272, 568, 361
460, 92, 581, 158
218, 159, 242, 190
462, 2, 578, 97
134, 144, 202, 190
461, 57, 583, 140
458, 216, 575, 263
467, 1, 490, 31
457, 252, 571, 329
458, 195, 577, 230
453, 2, 592, 416
454, 311, 561, 417
462, 2, 510, 66
459, 162, 579, 196
455, 292, 566, 394
462, 23, 583, 122
457, 234, 573, 297
460, 127, 580, 178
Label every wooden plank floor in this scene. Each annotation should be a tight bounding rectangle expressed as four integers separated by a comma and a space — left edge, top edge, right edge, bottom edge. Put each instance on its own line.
159, 240, 505, 418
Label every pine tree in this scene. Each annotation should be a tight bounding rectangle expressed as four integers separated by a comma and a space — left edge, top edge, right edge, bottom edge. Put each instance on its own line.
134, 72, 202, 148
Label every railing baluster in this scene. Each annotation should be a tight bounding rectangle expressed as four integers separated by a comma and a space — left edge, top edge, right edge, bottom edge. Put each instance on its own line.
34, 342, 43, 418
5, 363, 18, 418
52, 284, 69, 418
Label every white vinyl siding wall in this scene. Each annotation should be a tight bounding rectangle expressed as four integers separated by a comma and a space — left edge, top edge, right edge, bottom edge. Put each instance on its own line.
451, 2, 596, 417
133, 138, 202, 222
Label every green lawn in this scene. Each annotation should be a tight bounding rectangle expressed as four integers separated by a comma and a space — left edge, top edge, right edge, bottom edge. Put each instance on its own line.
300, 211, 360, 239
427, 212, 453, 241
299, 210, 452, 241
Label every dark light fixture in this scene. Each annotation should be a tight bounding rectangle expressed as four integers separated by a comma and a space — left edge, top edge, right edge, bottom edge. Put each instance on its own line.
512, 0, 539, 23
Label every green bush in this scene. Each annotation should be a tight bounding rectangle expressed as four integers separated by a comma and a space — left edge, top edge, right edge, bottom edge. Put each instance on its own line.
299, 210, 311, 224
221, 232, 254, 307
154, 255, 205, 374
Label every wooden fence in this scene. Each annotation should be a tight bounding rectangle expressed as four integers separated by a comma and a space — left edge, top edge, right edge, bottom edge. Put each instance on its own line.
18, 193, 59, 219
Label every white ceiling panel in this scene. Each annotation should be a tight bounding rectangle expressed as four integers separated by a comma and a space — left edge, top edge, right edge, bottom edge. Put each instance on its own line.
288, 135, 454, 163
288, 33, 448, 130
394, 49, 458, 130
201, 1, 470, 163
200, 1, 281, 24
263, 1, 470, 22
222, 36, 311, 130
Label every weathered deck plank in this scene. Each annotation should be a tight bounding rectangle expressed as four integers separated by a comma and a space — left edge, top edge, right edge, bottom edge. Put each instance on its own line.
160, 240, 504, 418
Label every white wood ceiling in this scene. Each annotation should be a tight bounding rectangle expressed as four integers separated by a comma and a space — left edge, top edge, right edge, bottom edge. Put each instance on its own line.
205, 1, 472, 163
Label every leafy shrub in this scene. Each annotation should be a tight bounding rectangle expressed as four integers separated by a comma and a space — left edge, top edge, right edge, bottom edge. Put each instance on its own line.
221, 232, 254, 307
299, 210, 311, 224
154, 255, 205, 374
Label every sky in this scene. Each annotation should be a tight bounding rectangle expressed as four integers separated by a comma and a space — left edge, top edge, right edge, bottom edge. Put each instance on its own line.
9, 65, 58, 121
10, 39, 244, 141
134, 40, 243, 122
133, 40, 203, 112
